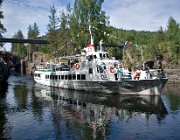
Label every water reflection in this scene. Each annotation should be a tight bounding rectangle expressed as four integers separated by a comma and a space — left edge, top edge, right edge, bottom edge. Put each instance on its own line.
164, 84, 180, 112
1, 76, 180, 139
34, 84, 168, 139
13, 85, 28, 111
0, 82, 9, 139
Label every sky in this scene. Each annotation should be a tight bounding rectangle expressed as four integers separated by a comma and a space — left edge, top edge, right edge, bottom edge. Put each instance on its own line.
1, 0, 180, 51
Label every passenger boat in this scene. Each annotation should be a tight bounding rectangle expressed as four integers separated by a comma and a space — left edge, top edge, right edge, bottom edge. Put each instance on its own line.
34, 28, 168, 95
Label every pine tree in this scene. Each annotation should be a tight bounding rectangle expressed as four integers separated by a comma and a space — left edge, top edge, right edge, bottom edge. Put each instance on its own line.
28, 23, 40, 39
27, 23, 40, 60
46, 5, 60, 56
11, 30, 27, 58
166, 17, 179, 41
0, 0, 6, 47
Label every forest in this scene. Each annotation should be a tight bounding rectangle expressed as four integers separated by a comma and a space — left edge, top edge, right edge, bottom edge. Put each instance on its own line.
1, 0, 180, 69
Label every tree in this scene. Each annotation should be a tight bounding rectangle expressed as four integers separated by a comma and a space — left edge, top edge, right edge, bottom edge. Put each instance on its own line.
11, 30, 27, 58
57, 10, 74, 56
157, 26, 166, 42
69, 0, 109, 51
28, 23, 40, 39
166, 17, 179, 41
27, 23, 40, 60
0, 0, 6, 47
46, 5, 60, 56
0, 0, 5, 34
166, 17, 180, 65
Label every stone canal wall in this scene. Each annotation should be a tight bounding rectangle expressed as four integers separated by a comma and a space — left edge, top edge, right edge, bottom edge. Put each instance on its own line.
165, 69, 180, 84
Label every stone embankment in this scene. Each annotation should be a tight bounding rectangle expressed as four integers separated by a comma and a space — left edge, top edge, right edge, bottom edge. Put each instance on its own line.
165, 69, 180, 84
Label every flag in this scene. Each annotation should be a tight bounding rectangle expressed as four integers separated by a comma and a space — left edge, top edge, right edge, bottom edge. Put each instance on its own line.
124, 41, 128, 47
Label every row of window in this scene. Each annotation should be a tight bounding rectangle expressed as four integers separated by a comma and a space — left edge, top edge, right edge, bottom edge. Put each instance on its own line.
45, 74, 86, 80
34, 73, 41, 78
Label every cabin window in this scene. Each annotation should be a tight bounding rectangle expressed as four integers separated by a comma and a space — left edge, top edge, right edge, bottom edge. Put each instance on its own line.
65, 75, 68, 80
103, 54, 106, 58
73, 74, 76, 80
94, 55, 97, 59
58, 75, 61, 80
68, 75, 72, 80
100, 53, 102, 59
106, 54, 109, 58
77, 74, 80, 80
81, 74, 86, 80
50, 75, 53, 79
89, 68, 93, 74
45, 75, 49, 79
86, 56, 90, 61
89, 55, 93, 61
61, 75, 64, 80
55, 75, 58, 80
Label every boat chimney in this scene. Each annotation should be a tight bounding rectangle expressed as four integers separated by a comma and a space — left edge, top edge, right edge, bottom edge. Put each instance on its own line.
99, 40, 104, 51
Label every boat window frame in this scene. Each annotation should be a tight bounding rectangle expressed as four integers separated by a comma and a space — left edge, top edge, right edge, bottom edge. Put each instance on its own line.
81, 74, 86, 80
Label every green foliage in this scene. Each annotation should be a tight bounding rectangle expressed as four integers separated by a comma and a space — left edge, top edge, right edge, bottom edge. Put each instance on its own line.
166, 17, 179, 41
0, 0, 6, 35
27, 23, 41, 61
0, 0, 6, 47
70, 0, 109, 51
46, 5, 60, 56
11, 30, 27, 58
165, 17, 180, 66
28, 23, 40, 39
7, 0, 179, 68
105, 17, 180, 68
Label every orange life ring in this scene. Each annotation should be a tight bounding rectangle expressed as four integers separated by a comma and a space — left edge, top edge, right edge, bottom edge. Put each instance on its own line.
75, 63, 80, 69
134, 71, 141, 80
109, 66, 114, 73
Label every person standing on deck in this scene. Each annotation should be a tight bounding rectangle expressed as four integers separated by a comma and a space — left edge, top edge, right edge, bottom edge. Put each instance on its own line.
145, 64, 150, 79
117, 64, 123, 81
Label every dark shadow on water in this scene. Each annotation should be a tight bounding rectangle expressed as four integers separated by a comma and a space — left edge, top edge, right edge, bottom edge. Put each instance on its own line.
0, 82, 10, 139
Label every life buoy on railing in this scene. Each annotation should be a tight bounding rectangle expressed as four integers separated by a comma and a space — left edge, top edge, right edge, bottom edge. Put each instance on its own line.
74, 63, 80, 69
109, 66, 114, 73
134, 71, 141, 80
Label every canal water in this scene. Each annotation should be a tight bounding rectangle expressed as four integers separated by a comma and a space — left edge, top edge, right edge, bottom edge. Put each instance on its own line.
0, 75, 180, 140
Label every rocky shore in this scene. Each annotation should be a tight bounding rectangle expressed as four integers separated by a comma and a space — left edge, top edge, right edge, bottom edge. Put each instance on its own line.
165, 69, 180, 84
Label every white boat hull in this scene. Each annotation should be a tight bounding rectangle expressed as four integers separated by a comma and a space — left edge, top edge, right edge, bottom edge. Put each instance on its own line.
34, 75, 168, 95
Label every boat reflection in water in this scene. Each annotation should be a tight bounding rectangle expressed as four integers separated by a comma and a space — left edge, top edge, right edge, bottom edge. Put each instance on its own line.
34, 84, 168, 139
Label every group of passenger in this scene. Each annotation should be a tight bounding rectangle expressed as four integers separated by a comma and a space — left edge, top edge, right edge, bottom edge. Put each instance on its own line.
113, 63, 144, 81
113, 63, 133, 81
113, 63, 166, 81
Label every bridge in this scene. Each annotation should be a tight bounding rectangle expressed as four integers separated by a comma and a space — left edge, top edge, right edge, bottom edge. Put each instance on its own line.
0, 37, 49, 44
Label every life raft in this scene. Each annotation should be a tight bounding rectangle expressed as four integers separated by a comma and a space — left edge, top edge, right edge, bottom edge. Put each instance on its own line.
134, 71, 141, 80
109, 66, 114, 73
74, 63, 80, 69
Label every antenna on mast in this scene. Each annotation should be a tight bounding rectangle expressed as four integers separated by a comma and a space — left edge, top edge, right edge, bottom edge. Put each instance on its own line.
89, 25, 94, 45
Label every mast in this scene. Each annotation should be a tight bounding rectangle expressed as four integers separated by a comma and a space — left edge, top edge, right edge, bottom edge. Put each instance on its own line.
89, 25, 94, 45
